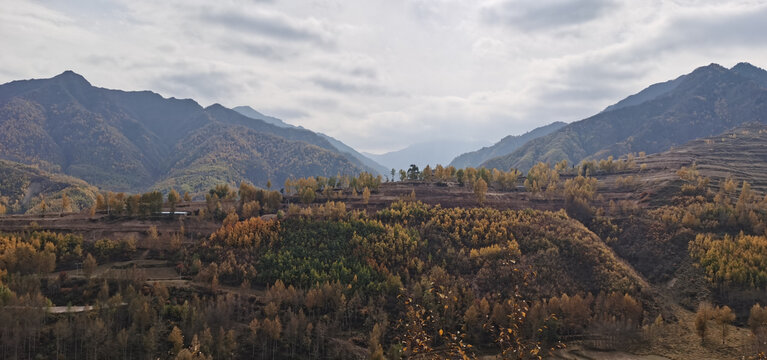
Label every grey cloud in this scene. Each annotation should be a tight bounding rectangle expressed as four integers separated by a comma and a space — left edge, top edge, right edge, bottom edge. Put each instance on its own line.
348, 66, 378, 79
263, 107, 310, 120
300, 96, 340, 111
310, 76, 406, 97
602, 5, 767, 66
539, 61, 648, 105
220, 40, 294, 61
481, 0, 617, 30
200, 9, 333, 46
149, 70, 240, 103
82, 54, 121, 67
661, 6, 767, 49
526, 5, 767, 122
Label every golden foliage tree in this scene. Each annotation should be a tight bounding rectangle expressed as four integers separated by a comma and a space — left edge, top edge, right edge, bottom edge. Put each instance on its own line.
362, 187, 371, 205
167, 189, 180, 214
714, 305, 735, 345
61, 193, 72, 213
169, 325, 185, 355
749, 304, 767, 352
525, 162, 559, 194
83, 253, 97, 279
474, 178, 488, 205
694, 303, 713, 344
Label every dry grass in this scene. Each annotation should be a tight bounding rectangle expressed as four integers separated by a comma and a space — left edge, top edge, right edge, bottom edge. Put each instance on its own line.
631, 306, 754, 360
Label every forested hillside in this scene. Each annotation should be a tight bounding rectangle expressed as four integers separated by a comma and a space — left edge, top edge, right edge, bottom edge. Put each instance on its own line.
153, 124, 363, 194
233, 106, 389, 175
0, 196, 654, 359
482, 63, 767, 171
5, 124, 767, 358
0, 72, 367, 192
0, 159, 98, 214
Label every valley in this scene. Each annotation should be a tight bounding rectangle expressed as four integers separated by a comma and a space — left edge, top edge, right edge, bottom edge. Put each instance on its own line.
3, 124, 767, 358
3, 62, 767, 359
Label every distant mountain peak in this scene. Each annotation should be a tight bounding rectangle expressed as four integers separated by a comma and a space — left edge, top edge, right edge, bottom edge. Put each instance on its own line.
730, 62, 767, 88
234, 105, 265, 116
233, 106, 295, 129
481, 61, 767, 172
691, 63, 729, 76
732, 62, 761, 71
205, 103, 227, 111
52, 70, 91, 86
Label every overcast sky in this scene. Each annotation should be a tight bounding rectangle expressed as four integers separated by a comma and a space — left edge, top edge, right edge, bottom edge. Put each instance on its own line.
2, 0, 767, 153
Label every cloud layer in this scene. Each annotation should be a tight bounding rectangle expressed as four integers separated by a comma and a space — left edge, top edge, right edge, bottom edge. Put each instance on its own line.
2, 0, 767, 153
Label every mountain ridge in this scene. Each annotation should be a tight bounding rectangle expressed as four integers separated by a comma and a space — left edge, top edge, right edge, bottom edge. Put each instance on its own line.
232, 106, 389, 175
0, 71, 368, 192
481, 62, 767, 172
449, 121, 567, 169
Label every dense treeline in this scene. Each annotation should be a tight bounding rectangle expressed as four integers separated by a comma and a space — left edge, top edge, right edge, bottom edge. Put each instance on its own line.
174, 200, 648, 358
643, 164, 767, 289
0, 195, 656, 359
689, 232, 767, 288
391, 164, 521, 191
18, 152, 767, 358
283, 172, 382, 204
650, 165, 767, 235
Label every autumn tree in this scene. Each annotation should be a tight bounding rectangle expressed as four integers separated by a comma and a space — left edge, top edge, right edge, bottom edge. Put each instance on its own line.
83, 253, 97, 279
242, 201, 261, 218
39, 194, 47, 214
369, 322, 386, 360
474, 178, 488, 205
96, 193, 106, 210
167, 189, 180, 214
61, 193, 72, 213
210, 184, 235, 200
422, 165, 433, 181
170, 233, 182, 251
456, 169, 465, 186
169, 325, 185, 355
714, 306, 735, 345
299, 187, 316, 204
694, 303, 713, 344
497, 168, 521, 190
362, 187, 371, 205
749, 304, 767, 351
525, 162, 559, 194
564, 175, 598, 221
126, 194, 140, 216
147, 225, 159, 249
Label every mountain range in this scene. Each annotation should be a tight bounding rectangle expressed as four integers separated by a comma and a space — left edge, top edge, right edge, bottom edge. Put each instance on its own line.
2, 62, 766, 198
363, 139, 492, 173
0, 71, 374, 194
481, 62, 767, 171
232, 106, 389, 175
449, 121, 566, 169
